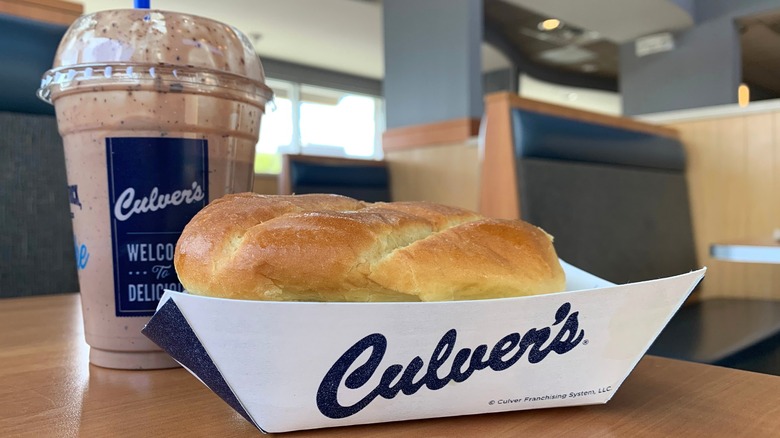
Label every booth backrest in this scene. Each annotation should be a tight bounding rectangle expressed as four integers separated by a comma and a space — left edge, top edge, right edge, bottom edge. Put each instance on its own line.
0, 15, 77, 297
480, 94, 780, 374
511, 107, 686, 170
0, 14, 65, 115
480, 93, 697, 284
279, 154, 391, 202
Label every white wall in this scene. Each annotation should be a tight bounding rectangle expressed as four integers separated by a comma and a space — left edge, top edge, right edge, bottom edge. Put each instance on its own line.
519, 74, 622, 115
482, 42, 511, 72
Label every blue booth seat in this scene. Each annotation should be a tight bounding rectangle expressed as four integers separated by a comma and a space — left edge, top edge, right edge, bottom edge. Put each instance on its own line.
492, 96, 780, 376
0, 14, 65, 115
279, 154, 391, 202
0, 14, 78, 297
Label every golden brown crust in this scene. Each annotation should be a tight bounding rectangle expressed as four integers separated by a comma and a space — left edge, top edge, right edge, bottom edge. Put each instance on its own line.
174, 193, 565, 301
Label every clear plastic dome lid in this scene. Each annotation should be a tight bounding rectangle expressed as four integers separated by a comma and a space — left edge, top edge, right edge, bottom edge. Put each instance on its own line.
38, 9, 272, 106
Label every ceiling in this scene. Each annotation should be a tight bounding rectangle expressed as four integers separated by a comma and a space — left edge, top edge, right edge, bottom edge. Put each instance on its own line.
81, 0, 512, 79
490, 0, 780, 99
484, 0, 619, 82
83, 0, 386, 78
80, 0, 780, 98
504, 0, 694, 43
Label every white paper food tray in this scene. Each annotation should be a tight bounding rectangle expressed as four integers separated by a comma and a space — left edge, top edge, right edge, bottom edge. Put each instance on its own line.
143, 261, 705, 433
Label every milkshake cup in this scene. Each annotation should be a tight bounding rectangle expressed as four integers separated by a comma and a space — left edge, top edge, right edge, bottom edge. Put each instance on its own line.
38, 9, 272, 369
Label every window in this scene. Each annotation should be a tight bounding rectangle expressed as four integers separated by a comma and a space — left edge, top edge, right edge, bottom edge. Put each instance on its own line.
255, 79, 385, 174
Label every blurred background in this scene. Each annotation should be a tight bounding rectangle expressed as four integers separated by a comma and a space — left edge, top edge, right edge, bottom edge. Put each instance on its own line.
63, 0, 780, 168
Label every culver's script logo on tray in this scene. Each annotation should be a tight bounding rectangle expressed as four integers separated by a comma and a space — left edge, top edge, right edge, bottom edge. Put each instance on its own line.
317, 302, 584, 419
106, 137, 208, 317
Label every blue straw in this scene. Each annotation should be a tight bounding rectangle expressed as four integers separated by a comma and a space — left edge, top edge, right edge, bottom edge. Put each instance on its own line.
134, 0, 150, 8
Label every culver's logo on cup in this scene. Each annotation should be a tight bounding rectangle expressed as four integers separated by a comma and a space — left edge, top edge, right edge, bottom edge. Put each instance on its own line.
113, 182, 205, 222
316, 302, 584, 419
106, 137, 208, 317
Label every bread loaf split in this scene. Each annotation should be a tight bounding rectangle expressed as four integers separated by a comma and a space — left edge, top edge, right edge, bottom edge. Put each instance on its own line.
174, 193, 566, 302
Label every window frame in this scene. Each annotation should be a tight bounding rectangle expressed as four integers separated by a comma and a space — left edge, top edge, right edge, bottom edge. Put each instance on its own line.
257, 77, 385, 173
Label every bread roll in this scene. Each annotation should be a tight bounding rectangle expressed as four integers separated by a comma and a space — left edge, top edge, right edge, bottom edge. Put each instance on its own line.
174, 193, 565, 302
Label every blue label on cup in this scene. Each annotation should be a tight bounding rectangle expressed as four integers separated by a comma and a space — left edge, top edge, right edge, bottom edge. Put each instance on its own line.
106, 137, 208, 317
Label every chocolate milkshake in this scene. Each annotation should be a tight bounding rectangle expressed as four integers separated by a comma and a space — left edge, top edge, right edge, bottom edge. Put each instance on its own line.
39, 9, 272, 369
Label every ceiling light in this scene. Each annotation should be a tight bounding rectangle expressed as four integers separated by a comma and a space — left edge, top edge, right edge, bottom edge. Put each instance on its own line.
538, 19, 562, 31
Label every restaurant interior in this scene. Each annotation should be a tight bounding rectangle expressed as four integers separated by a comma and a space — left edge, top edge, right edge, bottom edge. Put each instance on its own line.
3, 0, 780, 435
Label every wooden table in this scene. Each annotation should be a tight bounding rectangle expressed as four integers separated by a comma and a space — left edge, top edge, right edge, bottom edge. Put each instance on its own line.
3, 294, 780, 437
710, 238, 780, 264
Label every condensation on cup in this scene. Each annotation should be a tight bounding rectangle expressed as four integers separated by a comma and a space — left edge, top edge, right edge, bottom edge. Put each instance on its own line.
38, 9, 272, 369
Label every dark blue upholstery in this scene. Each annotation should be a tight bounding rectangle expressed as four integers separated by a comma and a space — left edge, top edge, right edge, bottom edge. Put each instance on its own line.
512, 108, 697, 283
287, 156, 391, 202
1, 15, 76, 297
512, 108, 686, 171
0, 14, 66, 115
519, 158, 697, 284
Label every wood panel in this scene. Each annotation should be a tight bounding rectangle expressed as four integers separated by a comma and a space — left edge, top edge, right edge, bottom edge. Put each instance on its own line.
252, 173, 278, 195
716, 118, 748, 296
382, 118, 480, 152
384, 141, 479, 212
479, 92, 519, 219
0, 0, 83, 26
692, 120, 722, 298
745, 114, 775, 297
774, 113, 780, 296
669, 112, 780, 300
